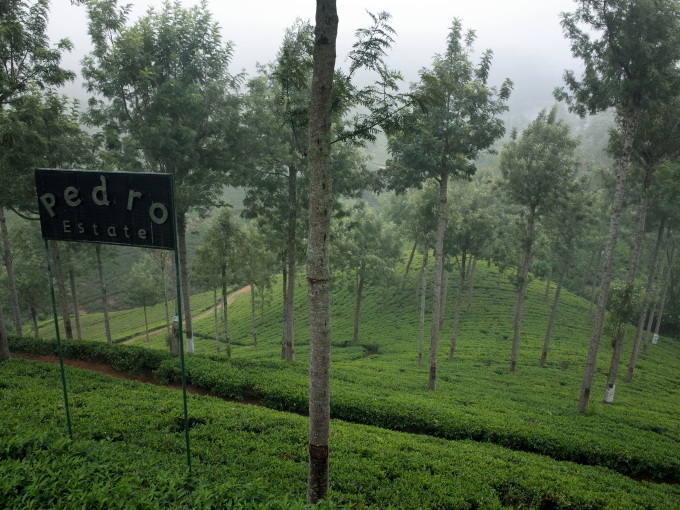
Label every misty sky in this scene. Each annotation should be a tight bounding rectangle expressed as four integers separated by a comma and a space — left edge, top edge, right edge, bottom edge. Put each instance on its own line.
47, 0, 581, 117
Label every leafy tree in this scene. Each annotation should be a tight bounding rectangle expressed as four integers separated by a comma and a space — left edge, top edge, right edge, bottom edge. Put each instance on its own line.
555, 0, 680, 413
333, 206, 401, 343
500, 106, 579, 372
125, 255, 162, 347
383, 19, 511, 389
82, 0, 243, 353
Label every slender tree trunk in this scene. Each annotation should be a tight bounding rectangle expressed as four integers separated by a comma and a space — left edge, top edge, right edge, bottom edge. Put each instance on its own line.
0, 307, 9, 360
544, 263, 553, 301
95, 244, 112, 344
143, 303, 150, 348
306, 2, 337, 501
401, 239, 419, 291
221, 264, 230, 357
625, 221, 665, 382
439, 266, 450, 333
51, 241, 72, 341
541, 257, 568, 365
31, 307, 39, 338
250, 284, 258, 347
510, 206, 536, 372
213, 289, 220, 354
604, 171, 652, 403
177, 214, 194, 353
429, 172, 448, 389
0, 209, 22, 336
449, 253, 466, 360
68, 269, 82, 340
578, 113, 637, 414
352, 270, 365, 343
160, 260, 170, 336
281, 259, 288, 359
579, 249, 597, 296
653, 279, 670, 342
418, 250, 429, 367
465, 256, 477, 313
283, 166, 298, 361
588, 250, 602, 318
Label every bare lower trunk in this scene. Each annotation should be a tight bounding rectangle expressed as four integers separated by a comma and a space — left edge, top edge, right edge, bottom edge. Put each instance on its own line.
429, 172, 449, 390
588, 250, 602, 318
0, 209, 22, 336
439, 267, 449, 332
221, 265, 230, 357
418, 250, 429, 367
250, 284, 258, 347
449, 253, 466, 360
541, 259, 567, 365
653, 279, 670, 341
544, 264, 553, 301
510, 206, 536, 372
306, 3, 337, 501
466, 257, 476, 313
401, 239, 418, 291
143, 303, 150, 348
352, 271, 365, 343
95, 245, 112, 343
51, 241, 73, 341
578, 113, 637, 414
604, 163, 653, 404
0, 307, 9, 360
283, 167, 298, 361
177, 214, 194, 353
68, 269, 82, 340
626, 221, 665, 382
213, 289, 220, 354
281, 262, 287, 359
31, 307, 39, 338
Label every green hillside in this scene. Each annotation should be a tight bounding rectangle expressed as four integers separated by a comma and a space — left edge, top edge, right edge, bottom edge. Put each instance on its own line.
4, 257, 680, 508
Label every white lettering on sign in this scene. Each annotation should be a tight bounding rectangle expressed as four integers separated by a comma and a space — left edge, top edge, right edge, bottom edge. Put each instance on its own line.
92, 175, 110, 206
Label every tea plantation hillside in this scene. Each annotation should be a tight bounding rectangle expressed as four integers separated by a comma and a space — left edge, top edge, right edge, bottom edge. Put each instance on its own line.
5, 258, 680, 508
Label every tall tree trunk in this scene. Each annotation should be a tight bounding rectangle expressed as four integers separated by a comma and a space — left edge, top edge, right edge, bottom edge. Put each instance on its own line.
160, 258, 170, 336
603, 169, 652, 403
544, 263, 553, 301
68, 269, 82, 340
51, 241, 72, 341
653, 279, 670, 342
541, 256, 568, 365
510, 205, 536, 372
401, 239, 419, 291
250, 284, 258, 347
0, 307, 9, 360
95, 244, 112, 344
281, 259, 288, 359
438, 266, 450, 332
578, 113, 637, 414
282, 166, 298, 361
579, 249, 597, 296
588, 249, 602, 318
466, 256, 477, 313
213, 289, 220, 354
352, 270, 365, 343
221, 264, 230, 357
448, 252, 466, 360
0, 208, 22, 336
31, 307, 39, 338
143, 303, 150, 348
625, 221, 665, 382
429, 172, 449, 390
306, 2, 337, 501
418, 250, 429, 367
177, 213, 194, 353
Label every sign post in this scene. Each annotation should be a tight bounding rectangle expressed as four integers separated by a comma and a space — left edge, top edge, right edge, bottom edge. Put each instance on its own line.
35, 168, 191, 470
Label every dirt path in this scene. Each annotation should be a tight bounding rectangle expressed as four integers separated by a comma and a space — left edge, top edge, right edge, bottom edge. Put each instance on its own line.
123, 285, 250, 345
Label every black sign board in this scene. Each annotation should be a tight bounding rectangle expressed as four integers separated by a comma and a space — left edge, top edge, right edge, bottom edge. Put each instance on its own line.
35, 169, 176, 250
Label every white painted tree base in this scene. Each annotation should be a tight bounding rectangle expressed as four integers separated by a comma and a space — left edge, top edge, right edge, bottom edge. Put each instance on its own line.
604, 385, 616, 404
186, 337, 194, 354
652, 334, 659, 345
